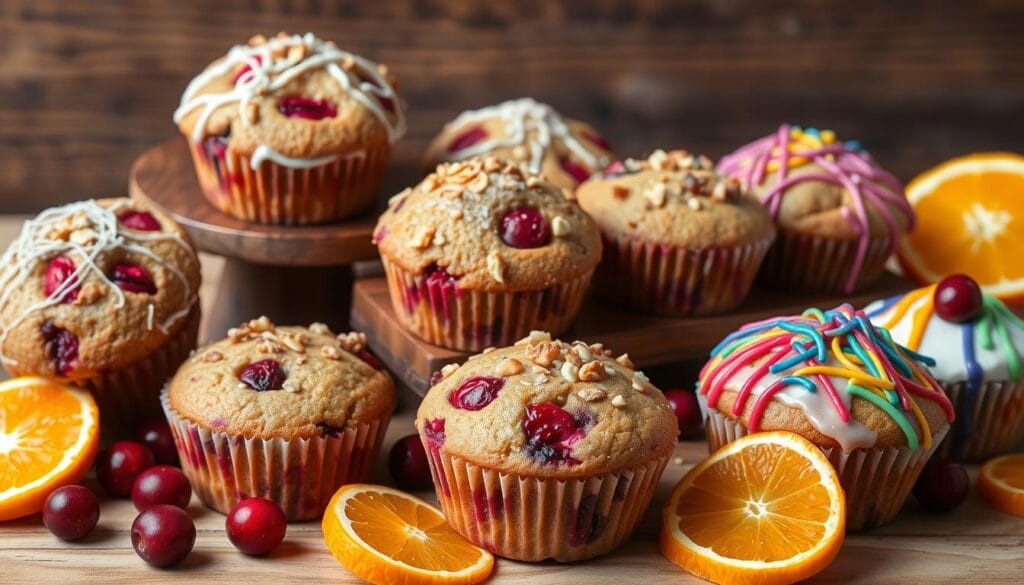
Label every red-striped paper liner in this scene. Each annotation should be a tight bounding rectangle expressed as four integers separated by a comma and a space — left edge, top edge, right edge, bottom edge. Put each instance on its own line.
757, 229, 894, 294
938, 379, 1024, 461
381, 257, 593, 352
701, 405, 947, 531
162, 392, 389, 521
422, 445, 669, 562
188, 141, 390, 225
593, 234, 774, 316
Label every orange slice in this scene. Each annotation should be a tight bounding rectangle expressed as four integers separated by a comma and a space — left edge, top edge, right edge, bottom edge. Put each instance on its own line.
898, 152, 1024, 305
978, 453, 1024, 516
322, 484, 494, 585
0, 376, 99, 521
660, 431, 845, 585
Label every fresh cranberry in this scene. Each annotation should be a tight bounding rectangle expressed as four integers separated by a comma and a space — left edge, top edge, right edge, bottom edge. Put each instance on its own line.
277, 96, 338, 120
447, 125, 489, 153
226, 498, 287, 556
522, 402, 585, 465
933, 274, 984, 323
664, 389, 703, 438
43, 485, 100, 541
356, 349, 383, 370
40, 321, 79, 376
913, 459, 970, 512
110, 263, 157, 294
96, 441, 156, 497
560, 156, 592, 183
580, 128, 612, 151
44, 255, 80, 303
238, 359, 286, 391
118, 210, 161, 232
500, 207, 551, 249
231, 54, 263, 85
132, 466, 192, 512
448, 376, 504, 410
136, 420, 179, 466
388, 434, 433, 491
131, 505, 196, 567
422, 418, 445, 448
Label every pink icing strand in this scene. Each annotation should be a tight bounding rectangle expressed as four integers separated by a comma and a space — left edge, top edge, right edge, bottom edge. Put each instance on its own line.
704, 335, 793, 408
749, 379, 788, 430
731, 347, 790, 417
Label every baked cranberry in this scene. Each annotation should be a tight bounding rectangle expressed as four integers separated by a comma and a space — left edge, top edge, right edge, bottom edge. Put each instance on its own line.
933, 274, 984, 323
226, 498, 287, 556
560, 156, 592, 183
118, 210, 161, 231
500, 207, 551, 249
448, 376, 504, 410
40, 321, 79, 376
231, 55, 263, 85
388, 434, 433, 491
43, 485, 100, 541
97, 441, 156, 497
131, 505, 196, 567
580, 128, 612, 151
425, 264, 458, 288
522, 402, 585, 465
44, 255, 80, 303
277, 96, 337, 120
447, 125, 489, 153
352, 70, 396, 113
356, 349, 383, 370
422, 418, 445, 448
913, 459, 970, 513
132, 465, 192, 512
110, 263, 157, 294
136, 420, 179, 466
664, 389, 703, 438
238, 359, 286, 391
429, 370, 445, 387
202, 133, 229, 160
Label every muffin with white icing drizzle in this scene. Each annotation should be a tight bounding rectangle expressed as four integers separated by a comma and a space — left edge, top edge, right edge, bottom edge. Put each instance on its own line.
424, 98, 615, 192
0, 198, 201, 431
174, 32, 406, 225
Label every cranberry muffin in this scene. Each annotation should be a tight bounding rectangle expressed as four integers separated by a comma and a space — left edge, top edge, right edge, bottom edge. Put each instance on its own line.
374, 156, 601, 351
576, 149, 775, 316
174, 32, 406, 225
0, 198, 201, 432
163, 317, 395, 520
417, 332, 677, 561
424, 98, 615, 191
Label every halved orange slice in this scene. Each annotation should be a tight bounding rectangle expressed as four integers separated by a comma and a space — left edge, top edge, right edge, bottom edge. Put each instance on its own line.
660, 431, 845, 585
322, 484, 494, 585
978, 453, 1024, 516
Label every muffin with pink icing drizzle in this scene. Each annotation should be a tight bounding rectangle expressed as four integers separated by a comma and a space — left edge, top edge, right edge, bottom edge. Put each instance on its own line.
718, 125, 914, 293
697, 304, 953, 530
174, 32, 406, 225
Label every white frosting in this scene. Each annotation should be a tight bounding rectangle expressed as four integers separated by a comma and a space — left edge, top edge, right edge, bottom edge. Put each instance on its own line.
249, 145, 340, 170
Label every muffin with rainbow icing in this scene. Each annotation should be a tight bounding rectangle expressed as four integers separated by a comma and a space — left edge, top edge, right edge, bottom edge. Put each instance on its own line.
697, 304, 954, 530
174, 32, 406, 225
867, 274, 1024, 460
424, 98, 615, 192
718, 125, 914, 294
417, 331, 677, 561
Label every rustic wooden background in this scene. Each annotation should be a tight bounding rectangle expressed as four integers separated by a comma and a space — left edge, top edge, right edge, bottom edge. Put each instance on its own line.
3, 0, 1024, 212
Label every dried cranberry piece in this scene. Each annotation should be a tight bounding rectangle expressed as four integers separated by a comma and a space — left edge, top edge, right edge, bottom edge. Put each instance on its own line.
356, 349, 383, 371
110, 263, 157, 294
447, 125, 489, 153
522, 402, 585, 465
277, 96, 337, 120
448, 376, 504, 411
238, 359, 286, 391
231, 55, 263, 85
45, 255, 80, 303
500, 207, 551, 249
559, 156, 592, 183
118, 211, 161, 232
580, 128, 612, 151
41, 321, 79, 376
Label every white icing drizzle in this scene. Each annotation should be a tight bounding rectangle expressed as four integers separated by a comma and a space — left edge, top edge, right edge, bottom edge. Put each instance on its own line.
249, 145, 340, 170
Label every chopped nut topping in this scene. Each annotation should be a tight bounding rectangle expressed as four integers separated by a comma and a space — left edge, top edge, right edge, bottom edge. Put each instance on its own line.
287, 44, 306, 62
433, 232, 447, 246
197, 350, 224, 363
611, 395, 627, 408
574, 342, 593, 363
560, 361, 579, 383
421, 175, 441, 192
249, 316, 273, 332
711, 181, 728, 202
486, 251, 505, 283
467, 172, 489, 194
320, 345, 342, 360
439, 363, 459, 380
69, 228, 98, 246
578, 361, 606, 382
410, 225, 435, 250
516, 330, 552, 345
482, 157, 503, 173
551, 216, 571, 237
309, 322, 332, 336
526, 341, 562, 368
337, 331, 367, 354
632, 370, 652, 392
644, 183, 667, 208
686, 197, 702, 211
280, 332, 307, 353
525, 176, 541, 188
565, 350, 583, 367
612, 185, 631, 199
74, 282, 104, 306
577, 387, 607, 402
615, 353, 635, 369
495, 357, 524, 377
283, 379, 302, 393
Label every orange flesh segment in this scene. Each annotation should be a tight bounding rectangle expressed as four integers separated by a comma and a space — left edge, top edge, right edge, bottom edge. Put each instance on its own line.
0, 384, 90, 490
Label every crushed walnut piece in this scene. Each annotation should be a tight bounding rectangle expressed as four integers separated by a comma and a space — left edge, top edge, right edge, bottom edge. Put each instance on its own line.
338, 331, 367, 354
551, 216, 570, 237
197, 350, 224, 363
632, 370, 652, 393
280, 331, 307, 353
309, 322, 332, 336
410, 225, 435, 250
495, 357, 524, 377
526, 341, 562, 368
283, 379, 302, 393
578, 361, 607, 382
611, 395, 627, 408
321, 345, 342, 360
560, 361, 579, 383
486, 251, 505, 283
73, 282, 104, 306
516, 330, 552, 346
577, 387, 607, 402
228, 315, 275, 344
615, 353, 635, 369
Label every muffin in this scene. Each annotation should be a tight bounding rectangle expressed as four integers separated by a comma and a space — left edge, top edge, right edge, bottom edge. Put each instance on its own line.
173, 32, 406, 225
424, 98, 615, 192
416, 331, 677, 561
374, 156, 601, 351
576, 149, 776, 316
867, 275, 1024, 460
697, 304, 954, 530
718, 125, 914, 293
163, 317, 395, 520
0, 198, 201, 432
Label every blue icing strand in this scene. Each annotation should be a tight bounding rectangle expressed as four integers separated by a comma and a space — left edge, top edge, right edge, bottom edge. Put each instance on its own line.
710, 320, 780, 356
804, 127, 821, 138
845, 140, 863, 152
865, 293, 904, 318
778, 321, 827, 362
955, 322, 983, 456
847, 334, 882, 377
781, 376, 817, 392
770, 346, 818, 374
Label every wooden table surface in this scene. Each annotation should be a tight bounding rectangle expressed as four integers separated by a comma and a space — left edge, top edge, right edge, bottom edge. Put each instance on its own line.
0, 216, 1021, 584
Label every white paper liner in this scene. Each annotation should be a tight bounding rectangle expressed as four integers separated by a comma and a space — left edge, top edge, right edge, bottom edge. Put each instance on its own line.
758, 229, 894, 294
938, 379, 1024, 461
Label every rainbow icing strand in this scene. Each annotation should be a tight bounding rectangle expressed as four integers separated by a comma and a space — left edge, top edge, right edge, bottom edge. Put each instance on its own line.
717, 125, 913, 293
699, 304, 953, 451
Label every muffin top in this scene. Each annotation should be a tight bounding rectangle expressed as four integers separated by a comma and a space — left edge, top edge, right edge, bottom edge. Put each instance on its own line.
374, 156, 602, 291
0, 198, 201, 380
699, 304, 954, 453
575, 149, 776, 249
416, 332, 678, 478
167, 317, 395, 440
174, 32, 405, 166
424, 98, 615, 191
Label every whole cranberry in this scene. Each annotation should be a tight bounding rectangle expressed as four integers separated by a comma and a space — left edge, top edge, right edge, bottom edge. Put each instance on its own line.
131, 505, 196, 567
388, 434, 433, 491
933, 274, 984, 323
448, 376, 504, 410
913, 459, 970, 513
663, 389, 703, 438
118, 210, 161, 231
238, 359, 287, 391
522, 402, 585, 465
110, 263, 157, 294
560, 157, 592, 183
136, 420, 179, 466
132, 466, 192, 512
40, 321, 79, 376
96, 441, 155, 497
226, 498, 287, 556
44, 255, 80, 303
43, 485, 100, 541
499, 207, 551, 249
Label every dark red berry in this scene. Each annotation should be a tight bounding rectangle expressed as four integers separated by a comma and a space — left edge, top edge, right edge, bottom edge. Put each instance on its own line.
356, 349, 383, 371
97, 441, 156, 497
388, 434, 432, 491
40, 321, 79, 376
448, 376, 504, 410
202, 133, 229, 160
110, 263, 157, 294
136, 420, 179, 466
226, 498, 287, 556
580, 128, 612, 151
422, 418, 446, 448
663, 389, 703, 438
131, 505, 196, 567
933, 274, 984, 323
231, 55, 263, 85
44, 255, 80, 303
913, 459, 970, 513
132, 465, 192, 512
429, 370, 444, 387
522, 402, 585, 465
499, 207, 551, 249
118, 211, 161, 232
559, 156, 592, 183
238, 359, 286, 391
43, 485, 99, 541
424, 264, 458, 287
277, 96, 337, 120
446, 125, 489, 153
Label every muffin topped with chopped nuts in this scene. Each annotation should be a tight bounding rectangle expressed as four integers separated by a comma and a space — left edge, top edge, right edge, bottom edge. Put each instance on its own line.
374, 156, 602, 351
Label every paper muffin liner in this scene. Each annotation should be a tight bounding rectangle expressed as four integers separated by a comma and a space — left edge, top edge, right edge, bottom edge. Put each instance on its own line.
422, 446, 669, 562
757, 229, 894, 294
938, 379, 1024, 461
381, 257, 593, 352
702, 407, 947, 531
188, 140, 390, 225
161, 391, 388, 521
593, 234, 774, 316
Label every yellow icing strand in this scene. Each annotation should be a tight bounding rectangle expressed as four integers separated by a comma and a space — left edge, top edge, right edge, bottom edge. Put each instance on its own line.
907, 294, 935, 351
792, 366, 895, 390
908, 397, 933, 450
881, 285, 934, 331
832, 338, 861, 371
